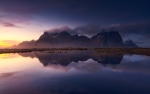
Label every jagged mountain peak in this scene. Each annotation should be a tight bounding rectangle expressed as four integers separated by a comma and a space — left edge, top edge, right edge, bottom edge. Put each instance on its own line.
94, 30, 119, 38
44, 32, 58, 37
124, 39, 138, 48
100, 29, 106, 33
59, 31, 71, 36
125, 39, 133, 42
43, 31, 50, 35
90, 30, 124, 48
73, 34, 78, 37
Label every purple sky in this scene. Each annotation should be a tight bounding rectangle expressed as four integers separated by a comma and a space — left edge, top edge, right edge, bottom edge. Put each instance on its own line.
0, 0, 150, 47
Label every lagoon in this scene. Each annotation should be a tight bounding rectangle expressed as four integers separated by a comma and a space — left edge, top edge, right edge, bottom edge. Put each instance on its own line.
0, 51, 150, 94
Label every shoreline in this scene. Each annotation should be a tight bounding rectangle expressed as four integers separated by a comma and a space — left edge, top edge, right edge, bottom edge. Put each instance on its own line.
0, 48, 150, 56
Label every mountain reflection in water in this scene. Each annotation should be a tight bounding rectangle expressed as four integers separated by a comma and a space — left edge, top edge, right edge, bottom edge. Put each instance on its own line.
1, 51, 150, 94
19, 51, 123, 66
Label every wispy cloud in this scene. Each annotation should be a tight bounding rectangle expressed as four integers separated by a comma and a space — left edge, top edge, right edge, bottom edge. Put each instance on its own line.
2, 22, 16, 27
46, 24, 103, 37
46, 21, 150, 37
0, 20, 19, 27
106, 21, 150, 37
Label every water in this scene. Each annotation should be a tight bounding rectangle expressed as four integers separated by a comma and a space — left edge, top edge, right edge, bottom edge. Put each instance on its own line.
0, 51, 150, 94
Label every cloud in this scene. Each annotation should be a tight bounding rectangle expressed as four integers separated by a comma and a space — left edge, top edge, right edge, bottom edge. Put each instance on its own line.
106, 21, 150, 37
0, 20, 19, 27
73, 23, 102, 36
0, 0, 44, 14
79, 21, 150, 37
46, 23, 103, 37
2, 22, 16, 27
0, 0, 86, 14
46, 21, 150, 37
46, 26, 72, 33
45, 21, 150, 47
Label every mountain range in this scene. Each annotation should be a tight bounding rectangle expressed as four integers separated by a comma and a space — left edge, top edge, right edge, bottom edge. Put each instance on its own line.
12, 30, 138, 48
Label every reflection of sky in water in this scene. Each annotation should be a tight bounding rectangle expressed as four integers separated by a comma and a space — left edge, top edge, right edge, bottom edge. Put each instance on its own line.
0, 52, 150, 94
123, 55, 150, 62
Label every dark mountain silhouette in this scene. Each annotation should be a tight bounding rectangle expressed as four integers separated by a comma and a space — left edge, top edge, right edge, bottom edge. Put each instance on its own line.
34, 30, 124, 48
124, 39, 138, 48
19, 51, 123, 66
34, 31, 90, 48
12, 31, 138, 48
90, 30, 124, 47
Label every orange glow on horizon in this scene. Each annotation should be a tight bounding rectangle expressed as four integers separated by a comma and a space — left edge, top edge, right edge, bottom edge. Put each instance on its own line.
0, 24, 44, 45
0, 41, 13, 48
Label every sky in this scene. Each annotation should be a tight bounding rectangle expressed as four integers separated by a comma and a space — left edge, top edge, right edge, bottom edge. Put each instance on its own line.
0, 0, 150, 47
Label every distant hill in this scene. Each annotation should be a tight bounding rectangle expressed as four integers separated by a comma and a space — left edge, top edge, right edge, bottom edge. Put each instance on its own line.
11, 40, 36, 48
11, 31, 139, 48
124, 39, 138, 48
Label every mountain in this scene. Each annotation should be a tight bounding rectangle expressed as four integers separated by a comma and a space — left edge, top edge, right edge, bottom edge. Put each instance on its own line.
12, 31, 138, 48
124, 39, 138, 48
12, 40, 36, 48
34, 31, 90, 48
34, 30, 124, 48
90, 30, 124, 48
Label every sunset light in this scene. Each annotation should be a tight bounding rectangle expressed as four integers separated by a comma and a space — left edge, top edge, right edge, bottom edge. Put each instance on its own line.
0, 41, 12, 48
0, 0, 150, 94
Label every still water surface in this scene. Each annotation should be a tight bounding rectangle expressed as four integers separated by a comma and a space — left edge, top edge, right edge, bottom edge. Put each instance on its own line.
0, 51, 150, 94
